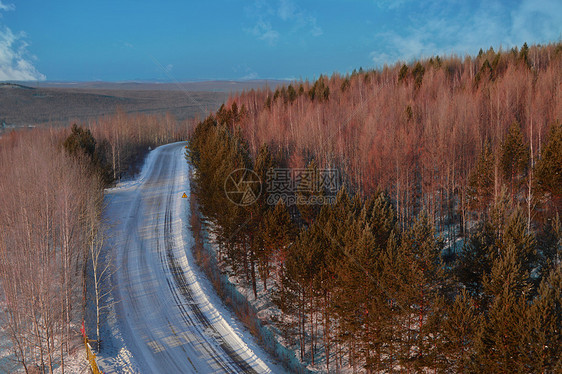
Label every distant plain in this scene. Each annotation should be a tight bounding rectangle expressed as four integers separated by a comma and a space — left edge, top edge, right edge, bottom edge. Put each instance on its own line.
0, 80, 284, 131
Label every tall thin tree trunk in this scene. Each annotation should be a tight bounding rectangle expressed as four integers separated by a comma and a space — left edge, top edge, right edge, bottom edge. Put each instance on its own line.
527, 117, 534, 231
250, 250, 257, 299
323, 291, 330, 373
310, 291, 315, 366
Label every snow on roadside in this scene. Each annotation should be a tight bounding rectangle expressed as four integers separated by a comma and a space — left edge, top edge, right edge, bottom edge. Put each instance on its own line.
105, 146, 160, 192
0, 301, 90, 374
173, 147, 284, 373
53, 341, 90, 374
197, 202, 326, 372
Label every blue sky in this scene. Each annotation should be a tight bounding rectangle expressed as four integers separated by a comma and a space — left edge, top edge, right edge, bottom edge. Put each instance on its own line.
0, 0, 560, 81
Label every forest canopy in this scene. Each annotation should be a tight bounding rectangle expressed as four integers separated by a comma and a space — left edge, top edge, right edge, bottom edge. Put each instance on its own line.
187, 42, 562, 372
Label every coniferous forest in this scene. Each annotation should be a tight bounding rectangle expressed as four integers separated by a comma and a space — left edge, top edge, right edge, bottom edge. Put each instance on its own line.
188, 43, 562, 372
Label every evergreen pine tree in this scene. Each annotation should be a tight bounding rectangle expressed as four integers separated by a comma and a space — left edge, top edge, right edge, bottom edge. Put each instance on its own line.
455, 219, 498, 298
474, 284, 528, 372
258, 201, 296, 290
296, 160, 323, 226
500, 122, 530, 201
519, 42, 530, 67
398, 64, 408, 82
525, 266, 562, 372
535, 122, 562, 214
412, 62, 425, 88
435, 289, 480, 372
474, 210, 536, 371
393, 214, 444, 371
467, 143, 495, 215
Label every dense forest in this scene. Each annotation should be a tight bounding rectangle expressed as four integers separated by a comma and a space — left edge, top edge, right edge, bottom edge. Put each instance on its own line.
188, 43, 562, 372
0, 42, 560, 373
0, 112, 187, 373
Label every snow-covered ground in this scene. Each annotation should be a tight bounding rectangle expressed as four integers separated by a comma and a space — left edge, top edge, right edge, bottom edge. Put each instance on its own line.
1, 298, 89, 373
52, 342, 91, 374
97, 142, 282, 373
0, 312, 20, 373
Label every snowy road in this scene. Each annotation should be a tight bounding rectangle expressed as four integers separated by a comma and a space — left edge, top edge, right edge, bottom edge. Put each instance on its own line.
100, 142, 276, 373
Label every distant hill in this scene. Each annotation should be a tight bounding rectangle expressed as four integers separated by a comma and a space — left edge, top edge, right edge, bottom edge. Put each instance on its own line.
0, 80, 287, 131
24, 79, 288, 92
0, 82, 35, 90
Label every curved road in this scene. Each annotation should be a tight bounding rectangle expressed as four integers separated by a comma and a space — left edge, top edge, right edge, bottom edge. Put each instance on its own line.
101, 142, 274, 373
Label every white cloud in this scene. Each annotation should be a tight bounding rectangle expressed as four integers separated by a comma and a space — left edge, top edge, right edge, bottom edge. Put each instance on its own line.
369, 51, 392, 67
251, 20, 280, 45
375, 0, 410, 10
278, 0, 296, 21
0, 1, 14, 12
0, 27, 45, 81
277, 0, 323, 37
241, 71, 258, 80
233, 63, 259, 80
0, 3, 45, 81
509, 0, 562, 46
370, 0, 562, 67
246, 0, 322, 44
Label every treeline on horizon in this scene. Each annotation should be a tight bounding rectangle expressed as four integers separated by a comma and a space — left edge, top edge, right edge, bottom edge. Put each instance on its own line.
0, 111, 187, 372
188, 42, 562, 372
